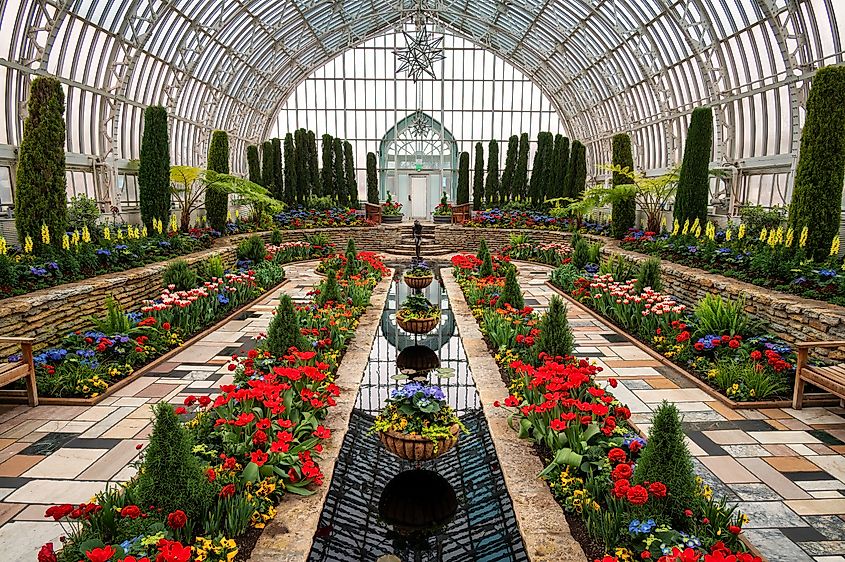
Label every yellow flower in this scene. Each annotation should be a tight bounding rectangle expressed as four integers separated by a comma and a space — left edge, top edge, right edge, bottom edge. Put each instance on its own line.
785, 227, 794, 247
831, 236, 840, 256
660, 216, 667, 231
759, 227, 767, 242
767, 228, 777, 247
691, 217, 700, 232
72, 230, 81, 246
672, 219, 680, 236
706, 222, 715, 241
725, 228, 732, 242
82, 225, 91, 243
738, 223, 746, 240
116, 228, 124, 241
681, 219, 690, 236
799, 226, 808, 248
24, 236, 33, 253
41, 223, 50, 245
235, 209, 240, 219
141, 225, 148, 238
694, 225, 701, 238
62, 233, 70, 250
227, 210, 232, 222
169, 215, 178, 233
775, 226, 784, 244
0, 236, 6, 256
103, 226, 111, 241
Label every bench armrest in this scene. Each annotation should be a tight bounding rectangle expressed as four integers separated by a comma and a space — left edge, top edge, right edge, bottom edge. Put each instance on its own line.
0, 337, 35, 344
795, 340, 845, 350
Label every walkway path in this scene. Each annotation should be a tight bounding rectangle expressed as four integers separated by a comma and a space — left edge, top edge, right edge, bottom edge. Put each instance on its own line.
0, 261, 321, 560
516, 260, 845, 562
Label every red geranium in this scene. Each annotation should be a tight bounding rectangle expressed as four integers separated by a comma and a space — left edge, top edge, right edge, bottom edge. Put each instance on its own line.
607, 447, 627, 464
626, 484, 649, 505
611, 463, 633, 481
85, 545, 116, 562
166, 509, 187, 529
220, 483, 236, 498
37, 543, 57, 562
649, 481, 667, 498
119, 505, 142, 519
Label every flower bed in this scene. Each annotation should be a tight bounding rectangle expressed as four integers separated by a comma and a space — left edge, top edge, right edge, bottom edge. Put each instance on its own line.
451, 252, 759, 562
39, 246, 388, 562
465, 209, 611, 236
273, 207, 373, 229
620, 225, 845, 306
7, 242, 335, 399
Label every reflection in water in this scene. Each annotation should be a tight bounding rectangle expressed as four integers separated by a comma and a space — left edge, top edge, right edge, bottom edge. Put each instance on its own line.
308, 268, 527, 562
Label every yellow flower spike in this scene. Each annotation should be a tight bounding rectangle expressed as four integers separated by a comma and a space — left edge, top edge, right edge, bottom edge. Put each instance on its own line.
785, 227, 794, 247
725, 228, 732, 242
41, 223, 50, 245
0, 236, 6, 256
82, 225, 91, 243
227, 210, 232, 222
62, 233, 70, 251
141, 225, 148, 238
681, 219, 690, 236
235, 209, 240, 219
738, 223, 746, 240
116, 228, 124, 241
660, 216, 667, 231
759, 227, 767, 242
775, 226, 784, 244
103, 226, 111, 241
799, 226, 808, 248
767, 228, 777, 247
24, 235, 33, 253
691, 217, 700, 232
672, 219, 680, 236
694, 225, 701, 238
830, 235, 840, 256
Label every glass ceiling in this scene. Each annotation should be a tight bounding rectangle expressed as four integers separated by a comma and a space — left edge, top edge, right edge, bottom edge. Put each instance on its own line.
0, 0, 842, 210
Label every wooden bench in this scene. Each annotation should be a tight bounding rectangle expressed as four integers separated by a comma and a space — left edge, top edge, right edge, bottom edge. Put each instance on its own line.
0, 337, 38, 407
793, 340, 845, 409
451, 203, 472, 224
363, 202, 381, 225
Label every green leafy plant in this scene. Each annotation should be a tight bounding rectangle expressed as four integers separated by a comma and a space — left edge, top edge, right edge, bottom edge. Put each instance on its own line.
397, 293, 441, 320
270, 228, 283, 245
634, 256, 663, 293
587, 242, 602, 264
199, 255, 225, 280
237, 235, 266, 264
599, 254, 636, 281
90, 296, 131, 335
255, 261, 285, 289
535, 295, 574, 359
265, 294, 307, 355
67, 194, 100, 232
611, 133, 636, 238
572, 239, 591, 270
550, 263, 580, 292
693, 294, 748, 336
205, 130, 230, 232
633, 401, 698, 527
738, 205, 786, 237
479, 250, 494, 277
162, 259, 198, 291
372, 382, 463, 445
316, 269, 341, 306
306, 232, 330, 246
500, 267, 524, 309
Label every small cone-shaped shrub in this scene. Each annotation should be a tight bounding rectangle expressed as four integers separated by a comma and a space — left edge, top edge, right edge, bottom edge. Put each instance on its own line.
634, 256, 663, 293
476, 239, 490, 263
136, 402, 213, 524
634, 401, 698, 527
479, 251, 494, 277
535, 295, 573, 359
266, 294, 307, 355
499, 267, 524, 309
317, 269, 341, 307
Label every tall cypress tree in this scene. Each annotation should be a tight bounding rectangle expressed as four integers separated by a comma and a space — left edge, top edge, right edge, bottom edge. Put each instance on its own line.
344, 141, 358, 206
283, 133, 297, 206
788, 66, 845, 261
366, 152, 379, 204
205, 130, 230, 232
501, 135, 518, 203
272, 137, 284, 201
513, 132, 530, 201
457, 151, 470, 205
321, 134, 334, 202
550, 134, 568, 200
246, 145, 262, 185
485, 139, 500, 206
611, 133, 636, 238
294, 129, 309, 204
529, 132, 551, 206
472, 142, 484, 211
261, 140, 275, 198
307, 130, 321, 198
562, 140, 578, 200
138, 105, 170, 232
674, 107, 713, 229
333, 138, 347, 206
572, 141, 587, 201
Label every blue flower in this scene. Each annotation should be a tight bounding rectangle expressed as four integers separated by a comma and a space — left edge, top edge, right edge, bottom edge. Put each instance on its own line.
716, 247, 731, 254
818, 269, 837, 280
29, 266, 48, 276
584, 263, 599, 274
217, 293, 230, 305
628, 518, 656, 535
46, 261, 59, 270
95, 249, 111, 256
115, 244, 128, 250
158, 241, 171, 248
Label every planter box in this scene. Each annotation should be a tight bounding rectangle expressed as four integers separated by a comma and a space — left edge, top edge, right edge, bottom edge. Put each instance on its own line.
433, 215, 451, 224
382, 214, 403, 223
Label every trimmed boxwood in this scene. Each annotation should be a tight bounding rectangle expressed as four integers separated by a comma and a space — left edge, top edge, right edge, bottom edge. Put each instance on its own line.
457, 151, 470, 205
473, 142, 484, 211
501, 135, 518, 203
367, 152, 379, 204
138, 105, 171, 232
788, 65, 845, 261
674, 107, 713, 229
486, 139, 500, 206
611, 133, 636, 238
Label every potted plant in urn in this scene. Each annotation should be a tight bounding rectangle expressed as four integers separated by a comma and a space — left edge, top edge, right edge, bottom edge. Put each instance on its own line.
396, 293, 440, 334
433, 192, 452, 223
373, 382, 464, 461
403, 260, 434, 289
381, 192, 403, 223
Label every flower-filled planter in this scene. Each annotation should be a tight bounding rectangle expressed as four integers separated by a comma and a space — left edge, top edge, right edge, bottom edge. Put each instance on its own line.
433, 192, 452, 223
403, 261, 434, 289
373, 382, 464, 462
396, 293, 441, 334
382, 193, 404, 223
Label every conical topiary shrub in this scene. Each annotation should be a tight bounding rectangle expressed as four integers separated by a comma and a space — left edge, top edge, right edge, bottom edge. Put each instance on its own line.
317, 269, 341, 306
535, 295, 574, 359
611, 133, 636, 239
499, 267, 524, 309
633, 401, 698, 527
266, 294, 307, 355
674, 107, 713, 229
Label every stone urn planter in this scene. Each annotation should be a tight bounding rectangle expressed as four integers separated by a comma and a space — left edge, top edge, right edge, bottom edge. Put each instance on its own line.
433, 214, 451, 224
404, 274, 433, 289
397, 314, 439, 334
396, 345, 441, 373
378, 469, 457, 536
382, 214, 403, 223
378, 424, 460, 462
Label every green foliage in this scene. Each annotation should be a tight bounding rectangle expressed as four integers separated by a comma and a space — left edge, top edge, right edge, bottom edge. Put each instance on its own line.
139, 105, 171, 231
500, 135, 519, 202
90, 296, 131, 335
254, 261, 285, 289
345, 238, 357, 266
237, 235, 266, 264
788, 65, 845, 261
713, 359, 787, 400
333, 138, 347, 206
344, 140, 358, 206
205, 130, 230, 231
550, 263, 580, 292
572, 239, 591, 270
321, 134, 334, 202
457, 151, 470, 205
366, 152, 379, 204
513, 133, 530, 201
599, 254, 636, 282
307, 130, 321, 198
266, 294, 307, 355
246, 144, 262, 185
550, 134, 569, 201
535, 295, 574, 358
738, 204, 786, 236
480, 250, 494, 277
67, 194, 100, 232
272, 137, 284, 201
571, 141, 587, 202
587, 242, 602, 264
162, 259, 198, 291
611, 133, 636, 238
317, 269, 341, 306
199, 255, 225, 280
500, 267, 524, 309
634, 256, 663, 293
634, 401, 698, 526
530, 132, 554, 205
473, 142, 484, 211
135, 402, 214, 523
674, 106, 713, 228
270, 228, 283, 245
693, 294, 748, 337
294, 129, 309, 204
477, 239, 490, 263
283, 133, 296, 205
485, 139, 500, 205
261, 140, 276, 198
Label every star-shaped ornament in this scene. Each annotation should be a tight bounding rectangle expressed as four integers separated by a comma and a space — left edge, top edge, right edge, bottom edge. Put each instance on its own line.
394, 27, 445, 82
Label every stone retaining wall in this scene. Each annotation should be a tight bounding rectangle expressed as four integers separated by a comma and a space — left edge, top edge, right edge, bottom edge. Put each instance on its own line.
434, 225, 566, 250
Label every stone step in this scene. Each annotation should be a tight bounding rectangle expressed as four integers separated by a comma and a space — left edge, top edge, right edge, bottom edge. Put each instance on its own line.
386, 246, 452, 257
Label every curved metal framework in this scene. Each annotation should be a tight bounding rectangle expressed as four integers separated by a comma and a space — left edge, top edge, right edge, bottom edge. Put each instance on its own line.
0, 0, 842, 214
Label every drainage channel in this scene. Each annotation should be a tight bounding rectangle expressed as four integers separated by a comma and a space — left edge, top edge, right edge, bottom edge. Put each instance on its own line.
308, 264, 529, 562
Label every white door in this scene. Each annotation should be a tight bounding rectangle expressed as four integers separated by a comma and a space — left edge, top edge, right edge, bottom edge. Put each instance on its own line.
410, 175, 428, 218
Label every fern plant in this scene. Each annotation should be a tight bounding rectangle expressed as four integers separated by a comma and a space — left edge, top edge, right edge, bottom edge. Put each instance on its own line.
91, 296, 131, 335
572, 239, 591, 270
693, 294, 748, 336
634, 256, 663, 293
162, 259, 198, 291
599, 255, 635, 281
